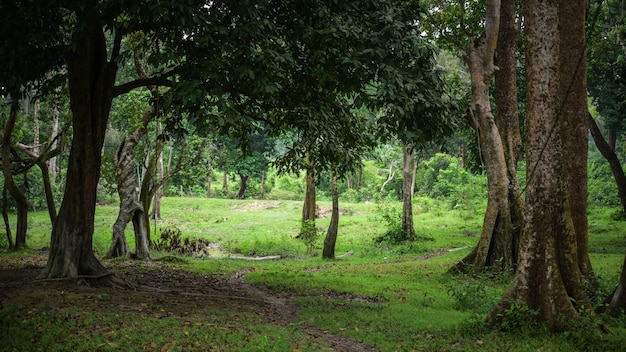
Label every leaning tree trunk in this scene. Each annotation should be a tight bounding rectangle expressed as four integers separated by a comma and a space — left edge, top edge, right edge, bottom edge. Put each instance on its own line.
2, 103, 29, 248
106, 108, 153, 259
589, 114, 626, 316
139, 132, 166, 255
2, 186, 12, 248
236, 172, 249, 199
40, 22, 116, 279
322, 171, 339, 259
452, 0, 516, 273
488, 0, 591, 331
401, 143, 416, 241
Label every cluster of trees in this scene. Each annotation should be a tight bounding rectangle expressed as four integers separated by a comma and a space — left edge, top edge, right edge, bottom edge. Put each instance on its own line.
3, 0, 626, 333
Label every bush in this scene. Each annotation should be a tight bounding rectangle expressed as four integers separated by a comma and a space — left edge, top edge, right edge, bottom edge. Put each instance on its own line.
296, 220, 321, 254
152, 226, 214, 257
416, 153, 472, 200
588, 161, 620, 206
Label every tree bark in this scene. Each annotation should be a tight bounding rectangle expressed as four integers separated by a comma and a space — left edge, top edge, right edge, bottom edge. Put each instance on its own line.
106, 107, 153, 259
494, 0, 523, 266
151, 121, 164, 220
401, 143, 416, 241
222, 171, 228, 196
2, 103, 29, 248
138, 132, 165, 258
488, 0, 591, 331
260, 170, 265, 199
48, 102, 60, 184
302, 151, 316, 222
236, 172, 249, 199
41, 21, 116, 278
452, 0, 517, 273
322, 171, 339, 259
559, 0, 594, 283
2, 186, 12, 248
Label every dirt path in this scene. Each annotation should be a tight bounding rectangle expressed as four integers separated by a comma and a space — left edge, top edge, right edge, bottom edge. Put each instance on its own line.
0, 253, 375, 352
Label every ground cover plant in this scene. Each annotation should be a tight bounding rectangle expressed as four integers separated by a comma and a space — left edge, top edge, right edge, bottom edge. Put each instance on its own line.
1, 198, 626, 351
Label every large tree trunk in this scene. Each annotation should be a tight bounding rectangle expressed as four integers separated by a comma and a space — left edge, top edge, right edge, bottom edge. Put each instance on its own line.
322, 171, 339, 259
452, 0, 517, 273
488, 0, 591, 331
401, 143, 416, 241
2, 103, 29, 248
40, 21, 115, 279
589, 114, 626, 316
559, 0, 593, 283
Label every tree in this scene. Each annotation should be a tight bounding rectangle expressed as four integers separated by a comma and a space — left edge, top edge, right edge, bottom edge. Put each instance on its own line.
488, 0, 592, 331
587, 0, 626, 151
589, 113, 626, 316
400, 143, 416, 241
2, 103, 29, 248
427, 0, 522, 273
322, 170, 339, 259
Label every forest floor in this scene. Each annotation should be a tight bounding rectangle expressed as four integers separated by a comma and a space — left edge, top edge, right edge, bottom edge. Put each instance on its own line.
0, 251, 375, 351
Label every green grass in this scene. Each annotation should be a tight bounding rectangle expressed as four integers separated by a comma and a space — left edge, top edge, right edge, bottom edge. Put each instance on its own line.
2, 197, 626, 351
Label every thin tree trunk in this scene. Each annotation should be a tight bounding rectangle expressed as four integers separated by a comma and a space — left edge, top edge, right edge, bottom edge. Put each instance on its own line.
302, 151, 316, 222
401, 143, 415, 241
2, 186, 13, 248
380, 162, 395, 192
260, 170, 265, 199
139, 131, 166, 256
2, 103, 29, 248
222, 171, 228, 196
48, 102, 59, 184
207, 171, 212, 198
151, 121, 164, 220
237, 172, 249, 199
322, 171, 339, 259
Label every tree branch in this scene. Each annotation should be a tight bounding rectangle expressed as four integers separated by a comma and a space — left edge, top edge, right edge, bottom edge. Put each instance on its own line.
112, 75, 173, 97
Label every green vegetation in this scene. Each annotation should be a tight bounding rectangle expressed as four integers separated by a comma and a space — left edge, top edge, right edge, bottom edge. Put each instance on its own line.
2, 197, 626, 351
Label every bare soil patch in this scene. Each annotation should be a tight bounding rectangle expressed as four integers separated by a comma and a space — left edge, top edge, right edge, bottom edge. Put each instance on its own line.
0, 252, 375, 352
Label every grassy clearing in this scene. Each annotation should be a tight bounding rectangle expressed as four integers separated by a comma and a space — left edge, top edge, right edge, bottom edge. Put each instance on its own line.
2, 197, 626, 351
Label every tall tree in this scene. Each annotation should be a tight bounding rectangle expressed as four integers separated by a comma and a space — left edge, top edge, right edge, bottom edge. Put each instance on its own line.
488, 0, 592, 331
427, 0, 522, 272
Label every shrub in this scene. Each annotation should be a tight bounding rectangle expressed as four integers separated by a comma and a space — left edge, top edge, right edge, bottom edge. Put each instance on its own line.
152, 226, 214, 257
